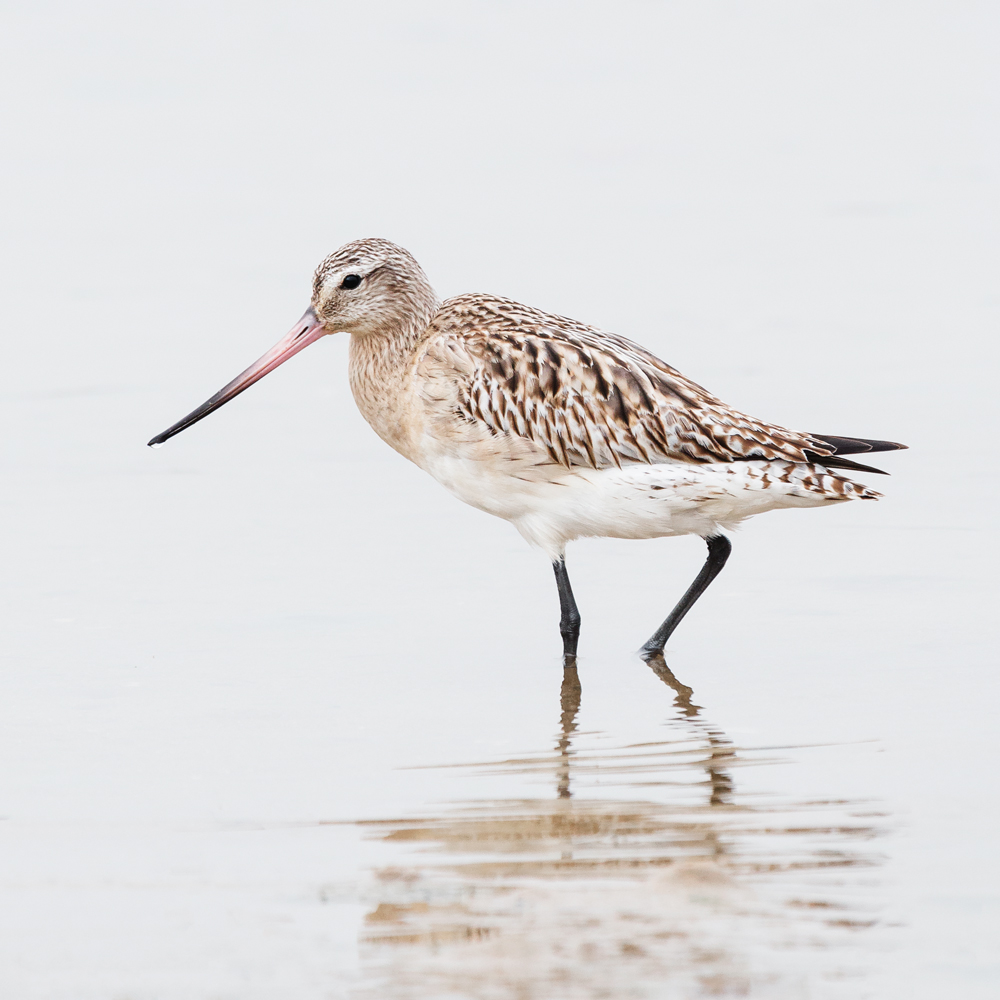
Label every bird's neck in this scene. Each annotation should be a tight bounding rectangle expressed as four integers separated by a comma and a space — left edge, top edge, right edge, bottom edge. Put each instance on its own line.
347, 311, 436, 461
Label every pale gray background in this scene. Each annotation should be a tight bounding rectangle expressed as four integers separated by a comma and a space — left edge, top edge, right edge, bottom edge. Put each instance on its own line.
1, 1, 997, 997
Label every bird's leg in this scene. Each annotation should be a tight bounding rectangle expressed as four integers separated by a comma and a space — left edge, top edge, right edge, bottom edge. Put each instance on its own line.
552, 557, 581, 664
640, 535, 732, 658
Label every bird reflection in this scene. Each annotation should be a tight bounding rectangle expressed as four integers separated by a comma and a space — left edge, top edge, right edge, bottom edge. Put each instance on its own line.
352, 659, 888, 999
643, 654, 735, 807
557, 655, 733, 807
555, 664, 580, 800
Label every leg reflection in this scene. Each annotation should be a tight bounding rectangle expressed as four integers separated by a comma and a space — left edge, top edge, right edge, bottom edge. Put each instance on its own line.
642, 652, 735, 808
644, 652, 698, 716
550, 655, 734, 809
556, 664, 581, 800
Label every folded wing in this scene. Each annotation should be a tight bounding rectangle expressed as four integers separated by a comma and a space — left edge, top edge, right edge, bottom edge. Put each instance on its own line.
423, 295, 906, 473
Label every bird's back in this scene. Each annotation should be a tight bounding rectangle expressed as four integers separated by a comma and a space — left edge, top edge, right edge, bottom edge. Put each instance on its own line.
417, 293, 878, 474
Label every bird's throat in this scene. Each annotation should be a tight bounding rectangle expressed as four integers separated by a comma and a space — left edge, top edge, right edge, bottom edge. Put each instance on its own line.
347, 320, 430, 463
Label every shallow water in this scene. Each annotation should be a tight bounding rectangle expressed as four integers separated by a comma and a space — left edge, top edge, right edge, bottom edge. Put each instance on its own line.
351, 662, 892, 999
1, 2, 998, 998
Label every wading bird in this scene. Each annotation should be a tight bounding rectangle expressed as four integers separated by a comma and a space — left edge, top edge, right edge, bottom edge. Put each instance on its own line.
149, 239, 905, 663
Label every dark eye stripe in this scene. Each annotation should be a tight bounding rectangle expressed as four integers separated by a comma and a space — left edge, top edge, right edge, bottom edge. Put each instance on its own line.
341, 274, 362, 289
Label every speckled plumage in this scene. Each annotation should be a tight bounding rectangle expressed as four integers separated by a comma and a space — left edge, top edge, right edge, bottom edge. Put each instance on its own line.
301, 240, 903, 558
150, 237, 906, 656
421, 293, 887, 478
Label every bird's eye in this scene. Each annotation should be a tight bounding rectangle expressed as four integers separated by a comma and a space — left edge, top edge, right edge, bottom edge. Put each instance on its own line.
341, 274, 362, 290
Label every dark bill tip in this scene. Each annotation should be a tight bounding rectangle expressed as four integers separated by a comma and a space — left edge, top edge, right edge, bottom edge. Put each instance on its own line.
146, 307, 324, 449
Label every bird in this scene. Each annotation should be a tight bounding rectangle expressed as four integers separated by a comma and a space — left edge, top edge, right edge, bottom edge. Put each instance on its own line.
149, 238, 906, 664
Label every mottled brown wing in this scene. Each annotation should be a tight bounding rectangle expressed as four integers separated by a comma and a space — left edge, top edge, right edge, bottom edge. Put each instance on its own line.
423, 294, 835, 469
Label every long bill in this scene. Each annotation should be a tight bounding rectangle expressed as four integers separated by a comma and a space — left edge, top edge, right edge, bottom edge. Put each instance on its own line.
147, 307, 327, 447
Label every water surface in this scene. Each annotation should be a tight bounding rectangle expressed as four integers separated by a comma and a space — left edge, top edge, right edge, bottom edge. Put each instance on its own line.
1, 3, 997, 998
351, 661, 891, 998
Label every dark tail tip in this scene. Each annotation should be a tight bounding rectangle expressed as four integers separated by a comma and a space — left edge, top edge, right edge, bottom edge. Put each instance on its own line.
810, 434, 908, 455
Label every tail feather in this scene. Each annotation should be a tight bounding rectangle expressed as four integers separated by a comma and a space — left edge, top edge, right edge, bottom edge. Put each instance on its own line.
805, 434, 908, 475
815, 455, 892, 475
809, 434, 908, 455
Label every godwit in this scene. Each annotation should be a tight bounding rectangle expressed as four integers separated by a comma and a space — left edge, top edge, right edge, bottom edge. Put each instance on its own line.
149, 238, 906, 663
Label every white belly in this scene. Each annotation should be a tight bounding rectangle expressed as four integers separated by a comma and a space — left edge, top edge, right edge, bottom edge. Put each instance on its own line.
418, 447, 859, 560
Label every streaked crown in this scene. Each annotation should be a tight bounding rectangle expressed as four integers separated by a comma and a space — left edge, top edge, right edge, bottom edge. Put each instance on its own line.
311, 238, 438, 337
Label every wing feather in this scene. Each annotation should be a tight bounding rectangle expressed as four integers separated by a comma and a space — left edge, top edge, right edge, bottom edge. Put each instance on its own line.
418, 294, 902, 471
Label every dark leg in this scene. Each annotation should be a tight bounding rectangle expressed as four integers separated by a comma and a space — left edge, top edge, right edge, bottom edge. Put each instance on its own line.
640, 535, 732, 658
552, 557, 581, 663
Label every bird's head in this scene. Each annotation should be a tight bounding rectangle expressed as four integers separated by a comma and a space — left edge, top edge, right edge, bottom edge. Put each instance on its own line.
311, 237, 438, 338
147, 238, 437, 448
